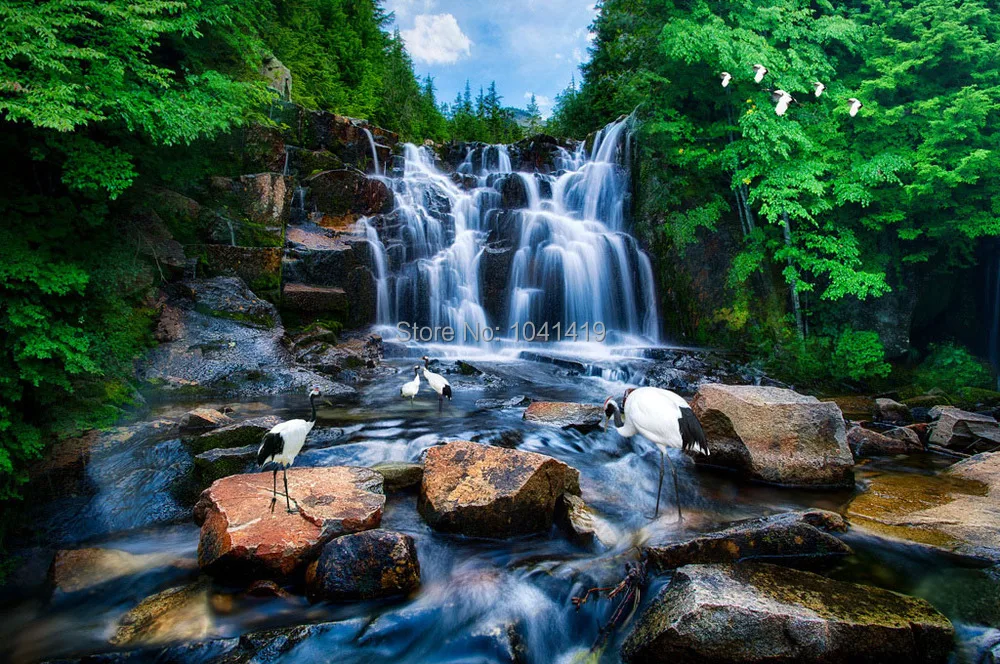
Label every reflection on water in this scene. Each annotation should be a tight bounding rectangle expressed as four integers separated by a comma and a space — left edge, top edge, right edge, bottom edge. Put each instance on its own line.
0, 355, 994, 663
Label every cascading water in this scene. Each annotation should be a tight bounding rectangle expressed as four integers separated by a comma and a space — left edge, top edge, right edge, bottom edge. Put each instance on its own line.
362, 127, 381, 175
370, 117, 658, 345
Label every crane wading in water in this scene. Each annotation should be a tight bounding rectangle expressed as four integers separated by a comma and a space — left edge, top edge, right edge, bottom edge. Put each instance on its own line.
421, 356, 453, 412
257, 386, 322, 513
602, 387, 709, 520
400, 365, 422, 404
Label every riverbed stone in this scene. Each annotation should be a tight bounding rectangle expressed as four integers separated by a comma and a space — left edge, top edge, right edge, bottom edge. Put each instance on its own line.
875, 398, 911, 424
110, 581, 213, 647
306, 529, 420, 601
179, 408, 234, 436
418, 441, 581, 537
522, 401, 604, 432
186, 415, 280, 454
555, 493, 618, 548
50, 548, 194, 594
193, 444, 258, 488
621, 562, 954, 664
847, 452, 1000, 563
691, 384, 854, 487
643, 509, 850, 572
371, 461, 423, 492
929, 406, 1000, 448
194, 467, 385, 577
848, 425, 923, 457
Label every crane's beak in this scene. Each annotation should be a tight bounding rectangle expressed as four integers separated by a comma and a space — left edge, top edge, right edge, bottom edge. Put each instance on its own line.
600, 414, 609, 431
323, 400, 334, 407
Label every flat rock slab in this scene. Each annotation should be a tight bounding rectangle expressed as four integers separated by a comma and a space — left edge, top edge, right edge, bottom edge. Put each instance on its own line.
193, 444, 258, 489
371, 461, 423, 492
622, 562, 954, 664
179, 408, 234, 436
847, 452, 1000, 563
306, 529, 420, 600
281, 283, 348, 314
929, 406, 1000, 448
522, 401, 603, 432
419, 441, 581, 537
848, 425, 922, 458
644, 509, 851, 572
691, 384, 854, 487
194, 467, 384, 577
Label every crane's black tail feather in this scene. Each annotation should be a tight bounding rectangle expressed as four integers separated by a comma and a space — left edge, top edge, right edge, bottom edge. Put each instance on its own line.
257, 432, 284, 466
442, 385, 453, 400
679, 408, 709, 456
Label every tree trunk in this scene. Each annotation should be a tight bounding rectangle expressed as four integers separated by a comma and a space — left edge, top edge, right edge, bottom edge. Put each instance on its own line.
782, 209, 804, 339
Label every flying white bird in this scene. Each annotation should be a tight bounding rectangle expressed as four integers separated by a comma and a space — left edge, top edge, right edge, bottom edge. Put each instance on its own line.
771, 89, 796, 116
421, 356, 453, 411
813, 81, 826, 97
848, 97, 863, 117
257, 386, 321, 513
752, 64, 769, 84
720, 72, 732, 88
602, 387, 709, 520
400, 365, 421, 403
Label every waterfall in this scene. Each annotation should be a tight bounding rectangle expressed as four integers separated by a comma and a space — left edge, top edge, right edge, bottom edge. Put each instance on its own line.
362, 128, 381, 175
356, 218, 391, 324
368, 117, 657, 346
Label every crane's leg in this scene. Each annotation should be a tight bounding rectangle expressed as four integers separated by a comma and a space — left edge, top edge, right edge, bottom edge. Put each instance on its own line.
270, 468, 278, 513
283, 467, 293, 513
663, 450, 684, 523
654, 449, 665, 518
438, 393, 443, 413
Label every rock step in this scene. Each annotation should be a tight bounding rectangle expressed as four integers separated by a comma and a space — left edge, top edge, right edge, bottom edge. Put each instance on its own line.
281, 283, 348, 314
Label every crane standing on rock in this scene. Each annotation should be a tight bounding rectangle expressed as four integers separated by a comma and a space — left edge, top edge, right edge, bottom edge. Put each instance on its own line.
257, 386, 322, 513
602, 387, 709, 521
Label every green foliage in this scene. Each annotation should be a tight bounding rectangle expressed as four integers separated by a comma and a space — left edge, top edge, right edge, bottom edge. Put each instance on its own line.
445, 80, 525, 143
831, 329, 891, 382
915, 343, 994, 394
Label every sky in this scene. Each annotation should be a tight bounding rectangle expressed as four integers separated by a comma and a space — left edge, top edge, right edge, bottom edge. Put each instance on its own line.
384, 0, 599, 118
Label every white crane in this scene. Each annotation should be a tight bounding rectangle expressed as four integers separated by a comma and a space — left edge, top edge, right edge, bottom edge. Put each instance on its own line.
848, 97, 863, 117
257, 386, 321, 513
813, 81, 826, 97
752, 64, 769, 84
400, 365, 421, 404
602, 387, 709, 521
421, 356, 453, 411
771, 89, 796, 116
720, 72, 732, 88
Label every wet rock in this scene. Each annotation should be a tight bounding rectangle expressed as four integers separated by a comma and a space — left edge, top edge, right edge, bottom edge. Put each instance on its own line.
875, 398, 911, 424
643, 510, 850, 572
371, 461, 423, 492
302, 111, 398, 167
193, 444, 258, 488
522, 401, 604, 433
848, 425, 923, 457
181, 277, 278, 328
621, 562, 954, 664
195, 467, 384, 577
418, 441, 581, 537
847, 452, 1000, 563
50, 548, 194, 594
179, 408, 234, 436
471, 429, 524, 449
346, 266, 378, 327
281, 283, 348, 315
479, 243, 515, 324
691, 384, 854, 487
929, 406, 1000, 449
308, 169, 393, 226
291, 334, 383, 377
200, 246, 283, 295
555, 493, 618, 548
187, 415, 280, 454
306, 529, 420, 601
475, 395, 531, 410
234, 173, 294, 228
110, 581, 212, 647
498, 174, 528, 208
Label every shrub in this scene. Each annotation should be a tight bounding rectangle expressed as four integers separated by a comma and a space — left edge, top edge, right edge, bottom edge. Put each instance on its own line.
831, 329, 892, 383
915, 343, 994, 394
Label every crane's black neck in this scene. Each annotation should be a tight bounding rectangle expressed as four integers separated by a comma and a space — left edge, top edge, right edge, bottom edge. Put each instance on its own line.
612, 407, 624, 429
423, 357, 431, 368
308, 393, 318, 422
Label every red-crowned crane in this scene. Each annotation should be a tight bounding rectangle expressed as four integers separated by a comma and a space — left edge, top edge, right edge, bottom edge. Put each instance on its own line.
257, 386, 321, 513
421, 356, 453, 412
720, 72, 732, 88
602, 387, 709, 521
848, 97, 863, 117
771, 89, 796, 116
752, 64, 769, 84
400, 365, 421, 403
813, 81, 826, 97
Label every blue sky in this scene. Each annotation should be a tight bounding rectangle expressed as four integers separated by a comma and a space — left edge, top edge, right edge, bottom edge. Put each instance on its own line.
384, 0, 599, 118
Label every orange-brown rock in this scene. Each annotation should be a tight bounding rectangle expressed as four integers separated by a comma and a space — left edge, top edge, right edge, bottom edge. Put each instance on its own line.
194, 467, 384, 578
522, 401, 603, 432
179, 408, 234, 436
691, 385, 854, 487
418, 441, 581, 537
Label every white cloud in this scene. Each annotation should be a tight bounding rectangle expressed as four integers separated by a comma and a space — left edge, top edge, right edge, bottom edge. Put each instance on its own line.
524, 91, 553, 110
385, 0, 437, 21
572, 47, 585, 63
400, 14, 473, 65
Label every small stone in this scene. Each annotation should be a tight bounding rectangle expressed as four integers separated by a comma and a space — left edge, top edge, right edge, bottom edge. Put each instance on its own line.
875, 398, 912, 424
110, 582, 212, 647
522, 401, 604, 432
179, 408, 234, 436
306, 529, 420, 601
371, 461, 423, 492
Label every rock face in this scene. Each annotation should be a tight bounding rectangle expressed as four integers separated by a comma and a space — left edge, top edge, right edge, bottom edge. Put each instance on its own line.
418, 441, 581, 537
522, 401, 604, 432
622, 563, 954, 664
874, 398, 911, 424
848, 425, 923, 457
261, 56, 292, 100
308, 169, 393, 226
201, 246, 283, 294
644, 510, 851, 572
847, 452, 1000, 563
929, 406, 1000, 448
691, 385, 854, 487
194, 467, 385, 577
306, 529, 420, 601
186, 416, 281, 454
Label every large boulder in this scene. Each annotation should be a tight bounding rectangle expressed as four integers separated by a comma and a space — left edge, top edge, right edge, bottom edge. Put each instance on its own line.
643, 510, 851, 572
194, 467, 385, 577
929, 406, 1000, 449
874, 398, 911, 424
848, 425, 923, 458
110, 582, 213, 647
306, 529, 420, 601
522, 401, 604, 433
621, 563, 954, 664
418, 441, 581, 537
847, 452, 1000, 563
691, 385, 854, 487
180, 277, 278, 328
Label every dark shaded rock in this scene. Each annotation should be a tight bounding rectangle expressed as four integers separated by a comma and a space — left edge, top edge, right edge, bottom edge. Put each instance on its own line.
522, 401, 603, 433
848, 425, 923, 457
475, 395, 531, 410
110, 581, 212, 647
691, 384, 854, 487
195, 467, 385, 578
179, 408, 234, 436
875, 398, 912, 424
234, 173, 294, 228
186, 416, 280, 455
281, 283, 348, 315
418, 441, 581, 537
193, 444, 258, 488
929, 406, 1000, 448
643, 510, 850, 572
622, 562, 954, 664
180, 277, 278, 328
346, 266, 378, 327
199, 246, 283, 295
471, 429, 525, 449
371, 462, 423, 492
479, 243, 515, 324
498, 174, 528, 208
306, 529, 420, 601
308, 169, 393, 226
